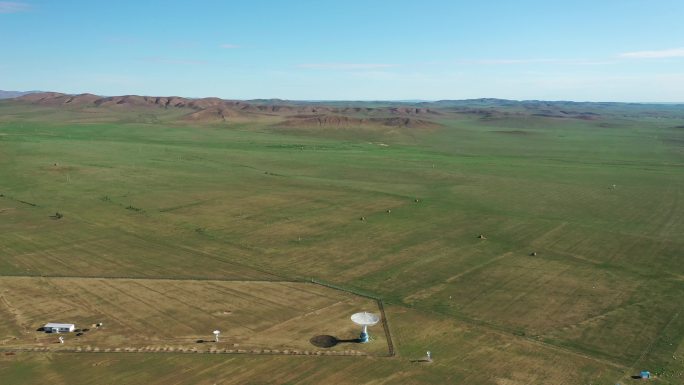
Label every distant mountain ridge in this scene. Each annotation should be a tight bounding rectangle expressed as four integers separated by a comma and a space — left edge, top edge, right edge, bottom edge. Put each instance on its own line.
0, 90, 42, 99
8, 92, 441, 128
6, 91, 684, 124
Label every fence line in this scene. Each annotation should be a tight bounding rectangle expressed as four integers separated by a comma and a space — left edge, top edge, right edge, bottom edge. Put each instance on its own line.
310, 278, 395, 357
0, 346, 367, 357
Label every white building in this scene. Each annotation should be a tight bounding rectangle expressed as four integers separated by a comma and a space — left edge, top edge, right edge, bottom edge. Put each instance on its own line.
44, 323, 75, 333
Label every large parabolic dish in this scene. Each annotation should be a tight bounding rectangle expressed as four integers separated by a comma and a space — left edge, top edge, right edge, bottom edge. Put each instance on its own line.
351, 312, 379, 343
351, 312, 380, 326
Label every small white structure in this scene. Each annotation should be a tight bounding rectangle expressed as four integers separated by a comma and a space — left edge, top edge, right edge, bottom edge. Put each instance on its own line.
213, 330, 221, 343
44, 323, 75, 333
58, 336, 64, 344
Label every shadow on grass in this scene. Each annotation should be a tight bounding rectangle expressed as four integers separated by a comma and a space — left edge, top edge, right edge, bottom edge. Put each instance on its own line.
409, 358, 432, 363
309, 335, 360, 348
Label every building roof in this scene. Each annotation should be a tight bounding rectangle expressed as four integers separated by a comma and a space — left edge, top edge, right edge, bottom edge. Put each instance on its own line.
44, 323, 75, 328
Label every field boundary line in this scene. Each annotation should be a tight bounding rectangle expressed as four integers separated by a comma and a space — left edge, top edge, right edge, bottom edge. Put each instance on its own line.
623, 310, 681, 379
0, 194, 40, 207
0, 274, 297, 282
310, 278, 395, 357
0, 346, 369, 357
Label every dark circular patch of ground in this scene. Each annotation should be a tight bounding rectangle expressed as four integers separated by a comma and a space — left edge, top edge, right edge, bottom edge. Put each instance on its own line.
310, 335, 338, 348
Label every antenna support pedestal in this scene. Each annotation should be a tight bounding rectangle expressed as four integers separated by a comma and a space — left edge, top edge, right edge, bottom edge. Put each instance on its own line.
359, 325, 369, 343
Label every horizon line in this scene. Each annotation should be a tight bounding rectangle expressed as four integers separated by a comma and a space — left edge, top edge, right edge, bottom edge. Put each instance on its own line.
3, 89, 684, 105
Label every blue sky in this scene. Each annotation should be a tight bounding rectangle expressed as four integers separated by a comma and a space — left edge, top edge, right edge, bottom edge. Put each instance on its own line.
1, 0, 684, 101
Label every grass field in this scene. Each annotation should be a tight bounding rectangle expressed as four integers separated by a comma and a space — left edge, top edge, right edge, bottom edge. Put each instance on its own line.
0, 101, 683, 384
0, 277, 386, 355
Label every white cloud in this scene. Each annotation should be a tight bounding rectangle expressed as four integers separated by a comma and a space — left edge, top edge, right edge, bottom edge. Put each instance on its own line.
298, 63, 397, 70
0, 1, 29, 13
619, 47, 684, 59
220, 44, 240, 49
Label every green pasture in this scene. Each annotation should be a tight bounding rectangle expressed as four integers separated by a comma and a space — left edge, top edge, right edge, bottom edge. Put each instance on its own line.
0, 103, 683, 384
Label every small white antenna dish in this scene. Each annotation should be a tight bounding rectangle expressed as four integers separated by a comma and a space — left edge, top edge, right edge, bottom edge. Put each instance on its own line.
213, 330, 221, 343
351, 312, 380, 343
426, 351, 432, 361
58, 336, 64, 344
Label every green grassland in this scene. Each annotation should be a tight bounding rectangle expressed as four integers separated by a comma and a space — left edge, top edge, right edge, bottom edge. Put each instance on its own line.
0, 101, 683, 384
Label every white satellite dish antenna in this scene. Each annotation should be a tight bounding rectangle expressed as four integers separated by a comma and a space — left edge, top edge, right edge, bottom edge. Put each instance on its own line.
351, 312, 380, 343
213, 330, 220, 343
58, 336, 64, 344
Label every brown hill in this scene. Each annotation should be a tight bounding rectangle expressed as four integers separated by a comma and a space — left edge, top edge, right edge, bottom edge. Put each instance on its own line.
94, 95, 191, 108
279, 115, 439, 129
182, 107, 250, 122
280, 115, 364, 127
16, 92, 65, 103
187, 97, 229, 109
12, 92, 443, 127
387, 107, 439, 116
370, 117, 438, 128
17, 92, 101, 106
